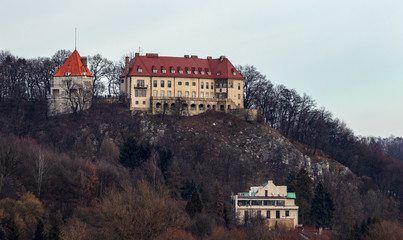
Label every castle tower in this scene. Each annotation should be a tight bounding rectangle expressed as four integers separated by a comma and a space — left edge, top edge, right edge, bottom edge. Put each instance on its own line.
48, 50, 93, 116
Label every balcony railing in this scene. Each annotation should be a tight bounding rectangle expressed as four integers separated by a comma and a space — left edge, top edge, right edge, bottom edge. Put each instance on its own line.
134, 84, 148, 89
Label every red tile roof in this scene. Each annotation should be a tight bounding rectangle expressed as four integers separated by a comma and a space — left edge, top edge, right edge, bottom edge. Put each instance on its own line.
54, 50, 93, 77
121, 54, 244, 80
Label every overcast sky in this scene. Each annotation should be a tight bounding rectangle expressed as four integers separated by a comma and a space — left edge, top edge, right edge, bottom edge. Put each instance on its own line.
1, 0, 403, 137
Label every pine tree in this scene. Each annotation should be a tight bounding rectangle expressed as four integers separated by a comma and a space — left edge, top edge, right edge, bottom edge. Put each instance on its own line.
293, 168, 313, 225
310, 182, 334, 229
33, 220, 44, 240
119, 137, 151, 169
185, 190, 203, 218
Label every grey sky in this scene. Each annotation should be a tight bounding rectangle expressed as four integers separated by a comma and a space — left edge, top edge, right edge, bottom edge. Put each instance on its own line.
1, 0, 403, 137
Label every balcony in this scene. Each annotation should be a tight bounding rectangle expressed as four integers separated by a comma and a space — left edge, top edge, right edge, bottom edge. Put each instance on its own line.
134, 84, 148, 89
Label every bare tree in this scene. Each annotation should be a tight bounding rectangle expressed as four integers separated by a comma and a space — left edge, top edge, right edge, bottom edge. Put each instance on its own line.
33, 149, 48, 197
89, 54, 112, 97
235, 65, 267, 109
60, 78, 93, 114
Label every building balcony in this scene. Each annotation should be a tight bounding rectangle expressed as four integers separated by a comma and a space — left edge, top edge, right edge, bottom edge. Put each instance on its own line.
134, 84, 148, 89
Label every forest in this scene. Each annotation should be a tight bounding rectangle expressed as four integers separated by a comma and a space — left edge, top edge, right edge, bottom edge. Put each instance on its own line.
0, 50, 402, 239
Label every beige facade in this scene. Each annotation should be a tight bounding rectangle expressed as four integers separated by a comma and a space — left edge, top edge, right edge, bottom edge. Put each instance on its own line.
49, 75, 93, 115
120, 54, 244, 116
231, 180, 299, 229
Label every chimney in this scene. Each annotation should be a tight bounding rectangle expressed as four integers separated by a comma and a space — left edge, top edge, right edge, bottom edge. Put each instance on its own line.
125, 56, 130, 75
191, 55, 198, 59
219, 56, 226, 62
207, 56, 212, 59
135, 52, 140, 57
146, 53, 158, 58
54, 67, 59, 73
80, 57, 88, 68
184, 55, 189, 58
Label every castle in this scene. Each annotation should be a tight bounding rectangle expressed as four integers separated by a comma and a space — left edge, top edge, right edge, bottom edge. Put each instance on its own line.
48, 50, 93, 116
120, 53, 244, 116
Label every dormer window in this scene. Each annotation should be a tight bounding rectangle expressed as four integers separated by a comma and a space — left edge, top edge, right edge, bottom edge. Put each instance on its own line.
217, 72, 221, 76
82, 72, 87, 76
138, 68, 142, 73
153, 69, 157, 73
207, 72, 211, 75
187, 70, 191, 74
201, 71, 205, 75
171, 69, 175, 74
179, 70, 183, 74
64, 72, 71, 76
162, 69, 166, 73
194, 71, 198, 74
233, 72, 237, 76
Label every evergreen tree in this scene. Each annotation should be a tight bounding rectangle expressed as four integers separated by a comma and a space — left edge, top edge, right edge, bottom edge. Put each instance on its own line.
292, 168, 313, 225
0, 227, 5, 240
185, 190, 203, 218
119, 137, 151, 169
33, 220, 44, 240
310, 182, 334, 229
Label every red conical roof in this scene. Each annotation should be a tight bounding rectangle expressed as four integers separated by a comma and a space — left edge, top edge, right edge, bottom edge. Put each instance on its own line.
54, 50, 93, 77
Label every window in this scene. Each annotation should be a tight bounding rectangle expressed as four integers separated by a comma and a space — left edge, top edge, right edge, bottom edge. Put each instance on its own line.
192, 82, 196, 86
162, 69, 166, 73
153, 90, 157, 97
167, 91, 172, 97
121, 79, 124, 83
160, 90, 164, 97
201, 82, 204, 89
177, 91, 182, 97
137, 80, 144, 87
156, 103, 161, 108
263, 200, 276, 206
238, 94, 240, 99
187, 70, 191, 74
211, 92, 214, 98
53, 89, 60, 96
267, 211, 271, 219
179, 70, 183, 74
206, 82, 209, 89
238, 200, 250, 206
276, 211, 280, 219
135, 101, 138, 104
178, 81, 182, 85
206, 92, 209, 98
244, 211, 249, 221
257, 210, 261, 218
217, 72, 221, 76
192, 91, 196, 98
199, 104, 204, 111
161, 80, 164, 87
168, 80, 172, 87
238, 83, 241, 90
190, 104, 196, 110
200, 92, 204, 98
286, 211, 289, 217
252, 200, 262, 206
185, 91, 189, 97
194, 71, 198, 74
185, 82, 189, 86
265, 190, 268, 197
171, 69, 175, 73
233, 72, 237, 76
207, 72, 211, 75
138, 68, 142, 73
135, 90, 146, 97
201, 71, 205, 75
153, 80, 157, 87
153, 69, 157, 73
143, 101, 146, 104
